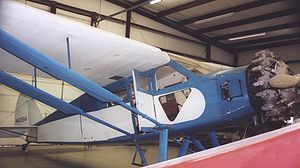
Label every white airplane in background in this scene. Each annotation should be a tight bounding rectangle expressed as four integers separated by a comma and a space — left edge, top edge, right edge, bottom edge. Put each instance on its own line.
0, 1, 299, 166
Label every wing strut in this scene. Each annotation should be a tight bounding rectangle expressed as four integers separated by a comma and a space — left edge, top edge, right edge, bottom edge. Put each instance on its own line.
0, 30, 169, 163
0, 70, 134, 137
0, 29, 162, 128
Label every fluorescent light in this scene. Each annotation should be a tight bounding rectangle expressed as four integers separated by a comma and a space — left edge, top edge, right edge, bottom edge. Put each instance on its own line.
228, 33, 267, 41
194, 12, 234, 25
150, 0, 162, 5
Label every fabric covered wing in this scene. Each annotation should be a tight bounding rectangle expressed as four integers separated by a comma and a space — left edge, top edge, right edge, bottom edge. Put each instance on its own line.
0, 1, 170, 86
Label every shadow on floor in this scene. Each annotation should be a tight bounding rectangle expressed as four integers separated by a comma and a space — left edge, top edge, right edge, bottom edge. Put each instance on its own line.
0, 145, 179, 168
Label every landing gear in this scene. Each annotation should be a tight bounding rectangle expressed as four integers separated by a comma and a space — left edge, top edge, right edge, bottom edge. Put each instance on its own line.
208, 131, 220, 147
131, 128, 169, 166
177, 137, 191, 157
157, 128, 168, 162
21, 142, 30, 152
84, 144, 93, 150
176, 131, 219, 157
177, 136, 206, 157
131, 139, 148, 166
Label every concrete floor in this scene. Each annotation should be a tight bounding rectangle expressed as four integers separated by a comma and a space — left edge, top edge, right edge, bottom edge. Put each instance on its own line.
0, 145, 179, 168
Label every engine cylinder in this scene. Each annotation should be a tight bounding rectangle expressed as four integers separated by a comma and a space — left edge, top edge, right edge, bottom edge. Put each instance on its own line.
247, 50, 299, 122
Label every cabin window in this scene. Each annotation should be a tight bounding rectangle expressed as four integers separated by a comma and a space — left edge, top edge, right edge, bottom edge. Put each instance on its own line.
155, 66, 187, 90
113, 88, 128, 102
159, 89, 191, 121
137, 75, 151, 92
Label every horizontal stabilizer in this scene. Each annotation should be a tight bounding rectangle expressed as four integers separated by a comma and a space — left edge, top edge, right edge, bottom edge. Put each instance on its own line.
0, 126, 37, 138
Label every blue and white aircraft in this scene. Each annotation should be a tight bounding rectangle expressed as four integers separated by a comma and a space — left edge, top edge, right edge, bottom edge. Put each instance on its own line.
0, 1, 299, 165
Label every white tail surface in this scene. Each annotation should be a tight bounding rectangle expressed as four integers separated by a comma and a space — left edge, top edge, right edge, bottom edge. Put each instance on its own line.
15, 94, 43, 126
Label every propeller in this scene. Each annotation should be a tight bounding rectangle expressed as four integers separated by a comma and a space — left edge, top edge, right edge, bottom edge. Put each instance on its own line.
269, 74, 300, 89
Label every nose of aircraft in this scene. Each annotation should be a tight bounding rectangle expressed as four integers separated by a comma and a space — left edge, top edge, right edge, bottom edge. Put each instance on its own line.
247, 50, 300, 122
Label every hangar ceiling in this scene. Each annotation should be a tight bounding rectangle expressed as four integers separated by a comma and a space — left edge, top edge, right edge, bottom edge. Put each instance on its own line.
15, 0, 300, 65
105, 0, 300, 64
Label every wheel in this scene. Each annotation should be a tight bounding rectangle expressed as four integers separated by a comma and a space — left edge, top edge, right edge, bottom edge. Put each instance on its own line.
21, 143, 29, 152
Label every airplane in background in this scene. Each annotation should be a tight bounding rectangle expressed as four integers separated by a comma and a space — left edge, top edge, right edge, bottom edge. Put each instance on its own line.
0, 1, 299, 166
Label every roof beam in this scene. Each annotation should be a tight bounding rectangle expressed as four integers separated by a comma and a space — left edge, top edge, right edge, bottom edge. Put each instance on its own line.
159, 48, 233, 67
157, 0, 215, 17
237, 39, 300, 52
106, 0, 209, 42
214, 21, 300, 40
26, 0, 207, 47
125, 11, 131, 38
133, 0, 149, 6
29, 0, 234, 53
27, 0, 94, 17
197, 8, 298, 33
231, 33, 300, 47
49, 1, 57, 14
106, 0, 236, 53
98, 0, 152, 22
178, 0, 283, 25
130, 22, 206, 46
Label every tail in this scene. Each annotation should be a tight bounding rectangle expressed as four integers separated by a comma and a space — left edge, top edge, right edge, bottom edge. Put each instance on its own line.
15, 94, 43, 126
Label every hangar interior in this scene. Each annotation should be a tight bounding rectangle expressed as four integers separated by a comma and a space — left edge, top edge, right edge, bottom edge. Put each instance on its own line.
0, 0, 300, 167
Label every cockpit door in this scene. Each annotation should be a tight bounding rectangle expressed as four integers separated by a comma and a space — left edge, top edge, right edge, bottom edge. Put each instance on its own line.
132, 69, 157, 130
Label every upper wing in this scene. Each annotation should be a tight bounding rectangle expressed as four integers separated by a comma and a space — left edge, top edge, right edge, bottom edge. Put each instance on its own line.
0, 1, 170, 86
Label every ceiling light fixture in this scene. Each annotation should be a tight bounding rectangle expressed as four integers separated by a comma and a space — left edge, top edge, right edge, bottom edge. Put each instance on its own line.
194, 12, 235, 25
150, 0, 162, 5
228, 33, 267, 41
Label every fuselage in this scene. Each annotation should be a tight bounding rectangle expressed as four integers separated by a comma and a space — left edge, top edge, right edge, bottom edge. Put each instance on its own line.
32, 61, 255, 144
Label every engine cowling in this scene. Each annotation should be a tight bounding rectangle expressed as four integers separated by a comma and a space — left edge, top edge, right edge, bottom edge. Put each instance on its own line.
247, 50, 300, 123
